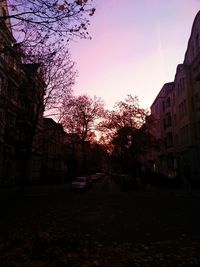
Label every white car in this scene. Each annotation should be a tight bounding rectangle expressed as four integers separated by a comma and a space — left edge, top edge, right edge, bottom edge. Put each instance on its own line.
70, 176, 91, 191
90, 172, 104, 181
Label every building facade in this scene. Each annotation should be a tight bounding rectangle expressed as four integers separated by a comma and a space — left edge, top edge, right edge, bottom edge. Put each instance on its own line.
42, 118, 68, 183
0, 1, 45, 185
150, 11, 200, 184
150, 82, 176, 177
0, 1, 22, 185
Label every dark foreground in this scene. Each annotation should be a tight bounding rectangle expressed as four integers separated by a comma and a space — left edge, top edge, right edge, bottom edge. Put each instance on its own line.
0, 175, 200, 266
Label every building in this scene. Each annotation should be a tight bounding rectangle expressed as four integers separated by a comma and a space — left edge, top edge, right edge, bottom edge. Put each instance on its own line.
42, 118, 68, 183
150, 82, 176, 176
150, 11, 200, 184
16, 63, 45, 184
0, 1, 22, 185
0, 1, 45, 185
182, 10, 200, 183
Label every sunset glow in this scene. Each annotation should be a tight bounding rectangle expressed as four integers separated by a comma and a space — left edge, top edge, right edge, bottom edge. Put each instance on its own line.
71, 0, 200, 110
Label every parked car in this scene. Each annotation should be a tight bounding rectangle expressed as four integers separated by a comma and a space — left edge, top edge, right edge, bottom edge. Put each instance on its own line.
70, 176, 92, 191
90, 172, 105, 181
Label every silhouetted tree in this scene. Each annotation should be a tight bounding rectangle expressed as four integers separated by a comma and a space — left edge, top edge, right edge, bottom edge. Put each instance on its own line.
0, 0, 93, 190
111, 125, 158, 176
1, 0, 95, 53
87, 143, 107, 173
17, 46, 77, 192
99, 94, 149, 153
61, 95, 105, 173
61, 95, 105, 142
28, 45, 77, 119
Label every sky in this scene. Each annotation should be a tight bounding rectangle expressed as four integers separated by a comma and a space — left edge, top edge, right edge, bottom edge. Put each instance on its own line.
70, 0, 200, 110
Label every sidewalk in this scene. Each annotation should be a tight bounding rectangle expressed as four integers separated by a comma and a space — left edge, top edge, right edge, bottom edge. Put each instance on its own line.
128, 184, 200, 198
0, 184, 69, 198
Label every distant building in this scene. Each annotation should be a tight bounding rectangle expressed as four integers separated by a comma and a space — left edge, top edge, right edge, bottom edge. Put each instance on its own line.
42, 118, 68, 183
150, 82, 176, 176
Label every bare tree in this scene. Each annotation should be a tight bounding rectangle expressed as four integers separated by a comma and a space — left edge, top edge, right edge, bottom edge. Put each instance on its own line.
108, 95, 148, 130
22, 44, 77, 119
44, 49, 76, 116
1, 0, 95, 49
98, 94, 149, 153
61, 94, 105, 173
61, 94, 105, 142
0, 0, 96, 189
1, 0, 93, 117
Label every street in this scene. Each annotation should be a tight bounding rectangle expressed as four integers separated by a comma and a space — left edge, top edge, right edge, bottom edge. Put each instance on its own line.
0, 175, 200, 266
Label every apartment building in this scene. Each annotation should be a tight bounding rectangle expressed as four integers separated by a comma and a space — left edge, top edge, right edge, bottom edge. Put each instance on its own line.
17, 64, 45, 184
182, 10, 200, 181
0, 1, 45, 185
150, 11, 200, 183
150, 82, 176, 176
42, 118, 68, 183
0, 2, 22, 184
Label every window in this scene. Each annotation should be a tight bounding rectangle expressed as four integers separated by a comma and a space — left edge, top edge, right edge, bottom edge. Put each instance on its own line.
166, 97, 171, 108
166, 132, 173, 147
162, 101, 165, 112
183, 100, 187, 116
165, 113, 172, 128
175, 134, 179, 146
180, 78, 185, 89
172, 92, 176, 105
174, 114, 177, 124
179, 100, 187, 119
6, 112, 16, 129
164, 137, 167, 148
180, 125, 189, 145
191, 96, 194, 112
163, 118, 166, 130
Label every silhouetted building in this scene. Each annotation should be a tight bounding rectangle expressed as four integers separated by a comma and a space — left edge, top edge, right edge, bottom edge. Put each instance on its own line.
16, 64, 45, 184
150, 11, 200, 184
150, 82, 176, 176
0, 1, 22, 184
0, 1, 45, 185
42, 118, 67, 183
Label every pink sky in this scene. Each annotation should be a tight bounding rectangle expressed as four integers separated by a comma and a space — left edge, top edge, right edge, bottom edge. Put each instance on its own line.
70, 0, 200, 110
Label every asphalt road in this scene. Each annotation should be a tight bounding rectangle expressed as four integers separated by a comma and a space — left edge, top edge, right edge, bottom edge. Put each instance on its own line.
1, 175, 200, 242
0, 175, 200, 266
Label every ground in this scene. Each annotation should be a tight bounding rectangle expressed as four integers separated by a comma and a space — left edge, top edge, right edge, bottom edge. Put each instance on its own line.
0, 175, 200, 266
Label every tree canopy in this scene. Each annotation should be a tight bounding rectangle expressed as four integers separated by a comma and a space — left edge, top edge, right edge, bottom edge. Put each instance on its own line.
2, 0, 95, 50
61, 94, 105, 142
99, 94, 149, 152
